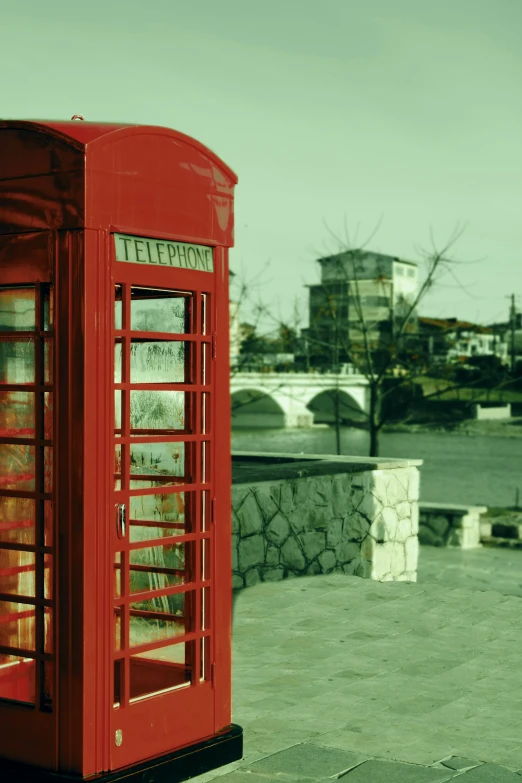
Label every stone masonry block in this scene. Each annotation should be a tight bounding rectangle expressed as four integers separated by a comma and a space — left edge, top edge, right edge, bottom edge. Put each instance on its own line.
278, 481, 295, 515
306, 560, 321, 575
245, 567, 261, 587
232, 534, 239, 571
369, 514, 385, 542
281, 536, 306, 571
303, 506, 330, 532
266, 543, 280, 565
336, 539, 362, 563
236, 492, 264, 537
232, 574, 244, 589
385, 472, 409, 507
371, 542, 393, 581
360, 534, 376, 561
318, 548, 337, 572
381, 506, 399, 541
390, 542, 406, 575
265, 512, 291, 546
261, 565, 285, 582
410, 503, 419, 535
356, 491, 377, 522
238, 534, 265, 572
300, 531, 326, 561
344, 511, 370, 541
331, 477, 350, 517
407, 467, 420, 502
397, 515, 412, 541
253, 487, 279, 522
326, 517, 343, 547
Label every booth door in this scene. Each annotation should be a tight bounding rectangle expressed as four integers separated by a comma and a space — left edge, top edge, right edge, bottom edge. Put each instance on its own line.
111, 274, 215, 769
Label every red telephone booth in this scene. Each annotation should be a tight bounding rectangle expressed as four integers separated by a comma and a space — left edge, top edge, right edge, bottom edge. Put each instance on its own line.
0, 119, 242, 781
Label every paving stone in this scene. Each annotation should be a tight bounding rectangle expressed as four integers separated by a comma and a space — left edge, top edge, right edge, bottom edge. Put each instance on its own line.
336, 758, 458, 781
246, 742, 367, 779
450, 763, 522, 781
440, 756, 480, 770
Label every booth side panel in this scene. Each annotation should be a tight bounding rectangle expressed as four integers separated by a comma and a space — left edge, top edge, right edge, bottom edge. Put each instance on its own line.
213, 246, 233, 733
56, 230, 87, 775
81, 229, 112, 776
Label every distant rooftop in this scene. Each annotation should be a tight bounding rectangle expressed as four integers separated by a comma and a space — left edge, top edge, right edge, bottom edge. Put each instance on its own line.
318, 249, 418, 267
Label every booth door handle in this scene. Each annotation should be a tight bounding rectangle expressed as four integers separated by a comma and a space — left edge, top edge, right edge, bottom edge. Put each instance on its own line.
116, 503, 126, 539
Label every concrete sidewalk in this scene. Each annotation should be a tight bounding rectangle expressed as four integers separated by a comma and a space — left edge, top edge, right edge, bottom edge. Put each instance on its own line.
196, 573, 522, 782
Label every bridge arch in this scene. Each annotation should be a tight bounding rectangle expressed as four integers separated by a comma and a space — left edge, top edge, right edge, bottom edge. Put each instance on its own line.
306, 388, 367, 426
231, 388, 286, 428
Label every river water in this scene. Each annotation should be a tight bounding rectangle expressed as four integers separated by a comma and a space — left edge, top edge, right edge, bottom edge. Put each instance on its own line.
232, 427, 522, 508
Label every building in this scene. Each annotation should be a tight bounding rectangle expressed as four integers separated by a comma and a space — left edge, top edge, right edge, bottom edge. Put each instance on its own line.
417, 317, 509, 365
304, 249, 419, 369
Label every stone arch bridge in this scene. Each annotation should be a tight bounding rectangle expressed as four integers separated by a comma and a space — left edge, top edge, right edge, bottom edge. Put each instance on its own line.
231, 372, 370, 428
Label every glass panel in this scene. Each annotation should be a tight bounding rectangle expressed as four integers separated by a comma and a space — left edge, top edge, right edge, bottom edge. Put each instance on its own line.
200, 293, 207, 335
42, 285, 53, 331
201, 490, 210, 533
201, 538, 210, 582
131, 288, 190, 334
114, 552, 122, 598
0, 654, 35, 704
43, 392, 53, 440
129, 541, 190, 594
114, 341, 122, 383
130, 390, 187, 432
43, 500, 53, 547
114, 658, 123, 705
129, 491, 192, 542
43, 446, 53, 492
44, 607, 53, 653
0, 497, 35, 545
0, 549, 35, 597
201, 342, 211, 386
0, 391, 34, 438
200, 636, 210, 682
129, 591, 189, 647
114, 391, 122, 432
114, 608, 123, 651
0, 339, 35, 384
201, 441, 209, 483
44, 553, 52, 599
43, 339, 53, 384
130, 641, 193, 700
201, 587, 210, 631
115, 445, 122, 490
130, 341, 188, 384
0, 445, 35, 491
202, 392, 210, 434
114, 285, 123, 330
129, 442, 187, 488
0, 287, 35, 332
0, 600, 35, 651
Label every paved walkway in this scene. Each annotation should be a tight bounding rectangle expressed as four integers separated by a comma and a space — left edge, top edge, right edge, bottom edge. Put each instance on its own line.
195, 569, 522, 783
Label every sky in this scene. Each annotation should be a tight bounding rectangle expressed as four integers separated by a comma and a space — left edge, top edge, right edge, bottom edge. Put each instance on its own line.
2, 0, 521, 329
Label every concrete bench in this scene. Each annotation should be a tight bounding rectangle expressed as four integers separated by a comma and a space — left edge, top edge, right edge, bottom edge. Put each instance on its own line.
419, 502, 487, 549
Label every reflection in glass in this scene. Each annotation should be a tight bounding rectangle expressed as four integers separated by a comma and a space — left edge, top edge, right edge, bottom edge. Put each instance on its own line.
114, 391, 122, 432
0, 549, 35, 597
114, 285, 123, 330
44, 607, 53, 653
129, 492, 189, 541
0, 391, 34, 438
114, 552, 122, 598
129, 592, 187, 647
130, 641, 193, 700
0, 287, 35, 332
130, 391, 186, 433
129, 542, 187, 595
0, 496, 35, 545
43, 447, 53, 493
0, 340, 35, 384
44, 339, 53, 384
42, 285, 53, 331
130, 341, 187, 384
43, 392, 53, 440
0, 654, 35, 704
115, 445, 122, 490
0, 444, 35, 491
0, 601, 35, 651
129, 442, 186, 488
114, 342, 122, 383
200, 635, 210, 682
131, 288, 190, 334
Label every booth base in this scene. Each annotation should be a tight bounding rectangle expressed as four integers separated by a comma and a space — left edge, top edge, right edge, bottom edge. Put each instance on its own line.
0, 723, 243, 783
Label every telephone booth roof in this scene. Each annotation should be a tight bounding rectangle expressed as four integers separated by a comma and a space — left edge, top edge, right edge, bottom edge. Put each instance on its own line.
0, 119, 237, 244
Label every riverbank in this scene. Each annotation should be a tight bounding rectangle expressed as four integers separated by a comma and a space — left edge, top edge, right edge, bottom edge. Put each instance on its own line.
383, 416, 522, 438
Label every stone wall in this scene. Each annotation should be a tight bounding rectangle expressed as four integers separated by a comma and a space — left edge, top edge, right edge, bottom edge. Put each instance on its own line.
231, 455, 421, 591
419, 503, 486, 548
